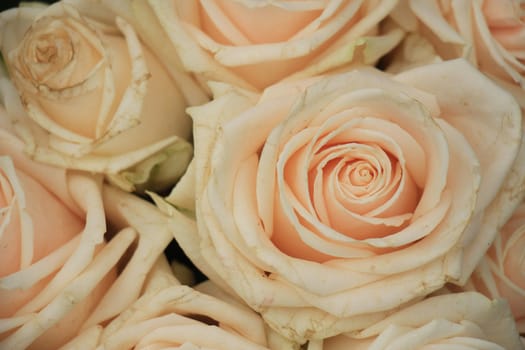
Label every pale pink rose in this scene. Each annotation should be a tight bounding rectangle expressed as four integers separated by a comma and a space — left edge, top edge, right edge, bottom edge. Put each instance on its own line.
0, 0, 193, 191
469, 201, 525, 333
104, 0, 404, 91
0, 107, 181, 349
158, 59, 524, 342
0, 125, 117, 350
389, 0, 525, 106
60, 258, 271, 350
321, 292, 522, 350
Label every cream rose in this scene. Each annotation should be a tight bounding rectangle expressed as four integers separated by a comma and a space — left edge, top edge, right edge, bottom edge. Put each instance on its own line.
389, 0, 525, 106
319, 292, 522, 350
0, 109, 182, 349
0, 125, 117, 350
61, 257, 271, 350
0, 0, 193, 191
468, 201, 525, 333
157, 59, 524, 342
104, 0, 404, 91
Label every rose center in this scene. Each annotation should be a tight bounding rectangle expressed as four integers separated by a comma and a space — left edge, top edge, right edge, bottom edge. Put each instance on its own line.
21, 25, 75, 85
33, 34, 72, 65
35, 40, 57, 63
309, 141, 400, 209
303, 128, 418, 240
348, 161, 375, 186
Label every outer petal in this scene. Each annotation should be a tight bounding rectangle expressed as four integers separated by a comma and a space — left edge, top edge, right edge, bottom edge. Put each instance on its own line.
322, 292, 522, 350
131, 0, 403, 90
396, 59, 524, 281
64, 257, 273, 350
468, 201, 525, 332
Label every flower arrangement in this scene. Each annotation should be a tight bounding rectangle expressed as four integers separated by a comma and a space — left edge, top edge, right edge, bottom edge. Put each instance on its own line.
0, 0, 524, 349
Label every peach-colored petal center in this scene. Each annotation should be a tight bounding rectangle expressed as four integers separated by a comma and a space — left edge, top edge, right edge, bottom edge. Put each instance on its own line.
13, 15, 111, 138
348, 161, 375, 186
261, 86, 458, 262
23, 29, 74, 84
18, 18, 103, 90
271, 110, 425, 260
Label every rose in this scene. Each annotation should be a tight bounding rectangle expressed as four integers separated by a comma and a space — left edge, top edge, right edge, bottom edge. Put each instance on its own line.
0, 0, 193, 190
320, 292, 522, 350
0, 102, 183, 349
159, 59, 524, 343
62, 257, 272, 350
0, 121, 183, 349
0, 124, 118, 350
468, 201, 525, 333
105, 0, 405, 91
388, 0, 525, 107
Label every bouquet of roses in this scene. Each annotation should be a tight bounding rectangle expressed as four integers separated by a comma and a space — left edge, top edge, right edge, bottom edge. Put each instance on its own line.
0, 0, 524, 349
